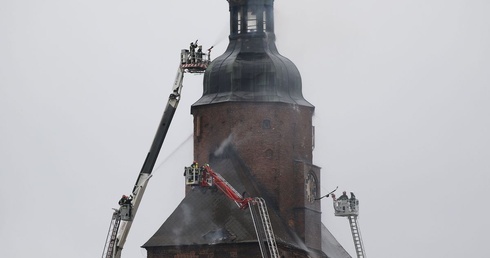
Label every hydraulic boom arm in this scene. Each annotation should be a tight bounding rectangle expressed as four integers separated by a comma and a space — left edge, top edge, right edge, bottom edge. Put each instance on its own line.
102, 44, 210, 258
112, 66, 184, 258
184, 164, 280, 258
202, 165, 253, 209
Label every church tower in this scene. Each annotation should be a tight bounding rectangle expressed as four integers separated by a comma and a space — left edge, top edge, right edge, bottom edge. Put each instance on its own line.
144, 1, 351, 257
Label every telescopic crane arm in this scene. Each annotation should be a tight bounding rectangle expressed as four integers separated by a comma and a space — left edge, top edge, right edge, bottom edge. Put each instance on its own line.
203, 165, 253, 209
112, 66, 184, 258
102, 45, 210, 258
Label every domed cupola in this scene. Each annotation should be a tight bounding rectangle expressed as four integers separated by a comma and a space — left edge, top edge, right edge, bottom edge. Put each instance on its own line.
193, 0, 312, 107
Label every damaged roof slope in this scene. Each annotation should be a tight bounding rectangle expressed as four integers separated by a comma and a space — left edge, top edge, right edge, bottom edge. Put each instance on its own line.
143, 146, 351, 258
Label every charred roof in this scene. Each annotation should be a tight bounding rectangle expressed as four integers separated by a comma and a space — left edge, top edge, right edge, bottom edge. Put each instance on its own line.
143, 147, 306, 249
143, 146, 351, 258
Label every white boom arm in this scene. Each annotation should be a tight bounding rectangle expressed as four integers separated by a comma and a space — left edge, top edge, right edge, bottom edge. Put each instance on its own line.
102, 66, 184, 258
102, 44, 209, 258
114, 66, 184, 258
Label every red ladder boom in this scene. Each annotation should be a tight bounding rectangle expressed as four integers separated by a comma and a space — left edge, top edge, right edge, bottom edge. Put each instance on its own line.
184, 163, 280, 258
202, 164, 253, 209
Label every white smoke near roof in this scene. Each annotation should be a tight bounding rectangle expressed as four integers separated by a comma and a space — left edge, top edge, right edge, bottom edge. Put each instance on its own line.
203, 228, 235, 244
170, 200, 214, 246
214, 134, 234, 156
170, 203, 191, 245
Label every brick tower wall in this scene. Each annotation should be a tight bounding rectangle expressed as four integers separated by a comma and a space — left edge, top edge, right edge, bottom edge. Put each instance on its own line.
191, 102, 322, 249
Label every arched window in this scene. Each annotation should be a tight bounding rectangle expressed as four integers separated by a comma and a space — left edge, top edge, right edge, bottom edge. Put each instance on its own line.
237, 10, 242, 34
231, 5, 273, 35
247, 9, 257, 32
262, 10, 267, 32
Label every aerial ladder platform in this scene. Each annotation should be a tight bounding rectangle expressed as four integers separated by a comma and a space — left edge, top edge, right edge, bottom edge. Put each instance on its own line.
184, 164, 280, 258
252, 197, 280, 258
332, 191, 367, 258
101, 41, 211, 258
102, 210, 122, 258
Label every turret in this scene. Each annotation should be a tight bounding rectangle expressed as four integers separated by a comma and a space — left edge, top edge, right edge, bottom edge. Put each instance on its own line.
193, 0, 312, 107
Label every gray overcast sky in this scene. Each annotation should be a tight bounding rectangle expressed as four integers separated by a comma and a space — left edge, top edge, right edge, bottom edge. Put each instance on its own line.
1, 0, 489, 257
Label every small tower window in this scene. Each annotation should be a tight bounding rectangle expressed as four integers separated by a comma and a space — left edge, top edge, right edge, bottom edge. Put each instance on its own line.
262, 10, 267, 32
265, 149, 273, 159
231, 6, 271, 35
312, 126, 315, 150
262, 119, 271, 129
230, 7, 243, 35
247, 10, 257, 32
237, 10, 242, 34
